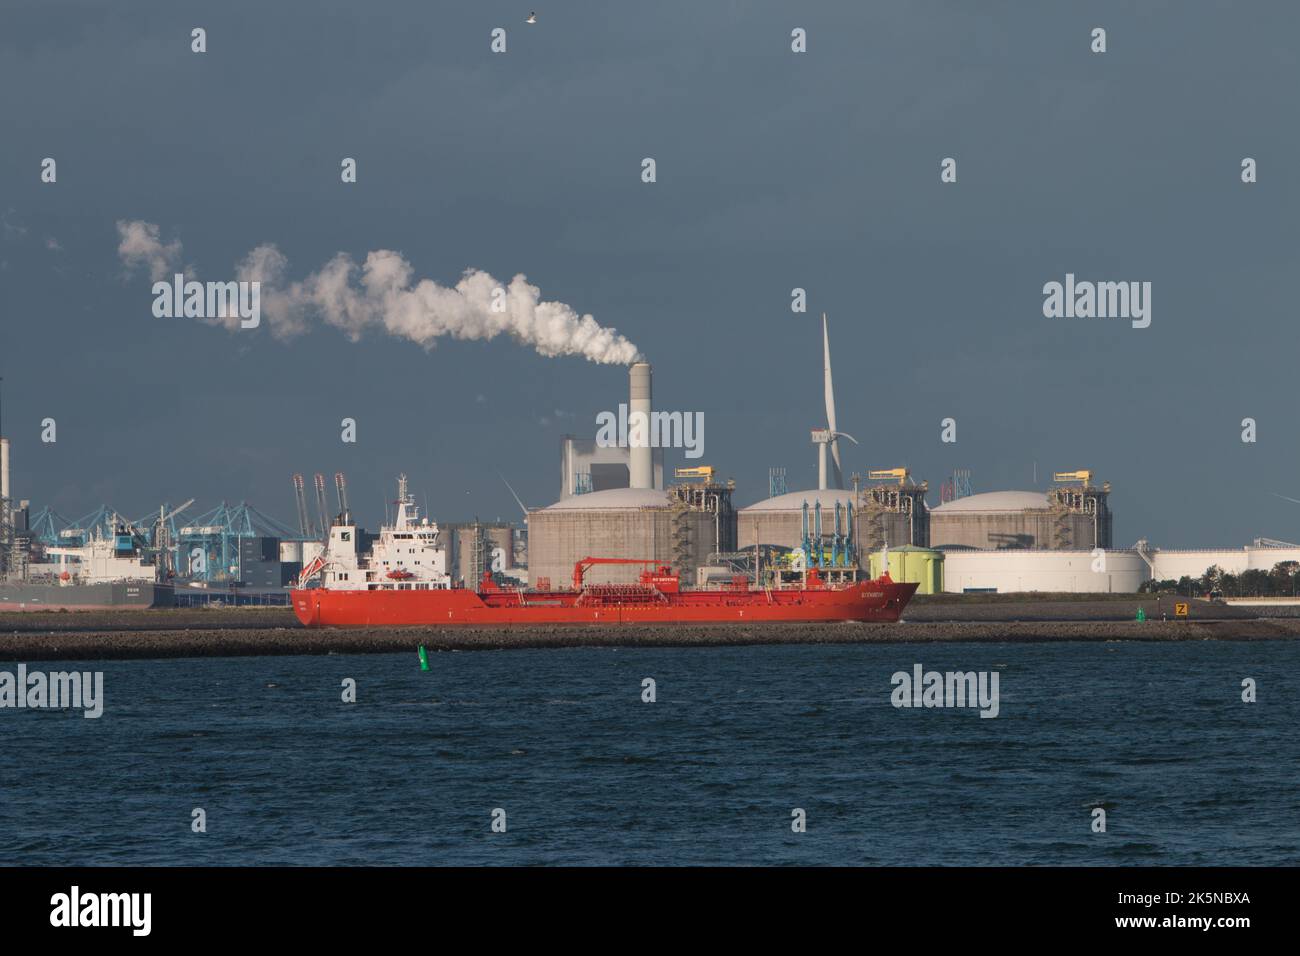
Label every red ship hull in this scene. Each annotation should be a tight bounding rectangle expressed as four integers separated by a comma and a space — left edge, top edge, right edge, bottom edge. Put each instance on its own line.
292, 577, 917, 628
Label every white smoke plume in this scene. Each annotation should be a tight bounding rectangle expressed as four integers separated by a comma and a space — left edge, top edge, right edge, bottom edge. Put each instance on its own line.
236, 244, 642, 364
116, 219, 184, 281
117, 221, 642, 365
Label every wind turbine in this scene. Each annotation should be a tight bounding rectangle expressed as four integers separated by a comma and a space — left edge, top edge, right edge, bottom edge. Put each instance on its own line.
813, 313, 855, 490
812, 427, 858, 490
499, 472, 530, 522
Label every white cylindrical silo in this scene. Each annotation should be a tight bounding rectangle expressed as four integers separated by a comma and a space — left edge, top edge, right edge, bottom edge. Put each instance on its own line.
629, 362, 653, 490
0, 437, 9, 503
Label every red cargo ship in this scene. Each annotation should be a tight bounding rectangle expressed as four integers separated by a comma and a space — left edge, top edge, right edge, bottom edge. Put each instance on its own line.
294, 559, 916, 627
291, 476, 916, 628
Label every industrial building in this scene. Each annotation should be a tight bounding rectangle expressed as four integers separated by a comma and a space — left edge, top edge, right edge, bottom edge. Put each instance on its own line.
869, 545, 944, 594
940, 548, 1147, 593
930, 474, 1112, 551
0, 433, 31, 579
858, 471, 930, 550
440, 520, 519, 586
735, 319, 929, 570
528, 487, 734, 587
560, 435, 663, 497
237, 536, 299, 589
866, 541, 1300, 596
528, 363, 737, 587
739, 489, 856, 562
738, 474, 929, 568
1142, 540, 1300, 581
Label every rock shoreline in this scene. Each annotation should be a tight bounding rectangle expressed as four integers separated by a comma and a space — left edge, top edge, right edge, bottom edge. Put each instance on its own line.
2, 604, 1298, 661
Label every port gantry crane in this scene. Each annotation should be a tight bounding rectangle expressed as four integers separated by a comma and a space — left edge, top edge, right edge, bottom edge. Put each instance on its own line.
334, 473, 351, 525
313, 474, 330, 536
153, 499, 194, 577
291, 474, 313, 537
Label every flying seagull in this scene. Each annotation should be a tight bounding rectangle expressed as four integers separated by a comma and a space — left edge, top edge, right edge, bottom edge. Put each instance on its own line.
526, 12, 537, 23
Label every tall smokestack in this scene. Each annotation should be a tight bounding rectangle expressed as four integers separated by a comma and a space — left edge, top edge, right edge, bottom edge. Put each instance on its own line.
629, 362, 653, 490
0, 375, 6, 506
1, 435, 10, 575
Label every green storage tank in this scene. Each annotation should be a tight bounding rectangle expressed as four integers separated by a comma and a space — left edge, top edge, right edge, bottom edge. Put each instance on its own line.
869, 545, 944, 595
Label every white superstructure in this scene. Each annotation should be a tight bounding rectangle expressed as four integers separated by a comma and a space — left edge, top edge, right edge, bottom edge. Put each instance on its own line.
301, 475, 452, 592
41, 519, 158, 585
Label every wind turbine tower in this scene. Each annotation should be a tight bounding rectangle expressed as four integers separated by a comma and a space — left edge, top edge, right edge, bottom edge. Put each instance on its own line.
812, 314, 857, 490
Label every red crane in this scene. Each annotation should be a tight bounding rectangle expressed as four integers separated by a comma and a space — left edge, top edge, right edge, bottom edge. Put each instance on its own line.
572, 556, 673, 591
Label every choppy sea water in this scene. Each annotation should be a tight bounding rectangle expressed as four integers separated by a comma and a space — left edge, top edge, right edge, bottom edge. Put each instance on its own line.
2, 640, 1297, 865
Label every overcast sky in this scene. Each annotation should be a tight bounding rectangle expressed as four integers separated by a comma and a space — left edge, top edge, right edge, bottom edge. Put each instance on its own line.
1, 1, 1297, 547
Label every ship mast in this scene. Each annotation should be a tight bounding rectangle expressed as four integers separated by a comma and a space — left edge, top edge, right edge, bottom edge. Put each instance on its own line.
395, 473, 412, 529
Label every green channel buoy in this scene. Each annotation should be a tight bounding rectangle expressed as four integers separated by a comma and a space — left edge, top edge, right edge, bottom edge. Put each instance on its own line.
1136, 607, 1146, 622
418, 645, 429, 671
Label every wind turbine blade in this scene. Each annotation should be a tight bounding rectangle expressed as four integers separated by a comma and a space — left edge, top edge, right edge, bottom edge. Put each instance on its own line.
823, 313, 843, 488
499, 472, 529, 518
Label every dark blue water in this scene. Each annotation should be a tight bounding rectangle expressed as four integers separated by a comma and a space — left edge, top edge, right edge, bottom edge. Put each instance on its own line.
3, 641, 1297, 865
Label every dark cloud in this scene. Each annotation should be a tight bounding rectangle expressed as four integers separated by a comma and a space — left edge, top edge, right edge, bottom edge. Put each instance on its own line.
0, 1, 1295, 548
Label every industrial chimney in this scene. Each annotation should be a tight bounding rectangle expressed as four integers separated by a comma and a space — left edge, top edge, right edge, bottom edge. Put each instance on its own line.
0, 375, 8, 565
628, 362, 653, 490
0, 436, 10, 577
0, 375, 7, 507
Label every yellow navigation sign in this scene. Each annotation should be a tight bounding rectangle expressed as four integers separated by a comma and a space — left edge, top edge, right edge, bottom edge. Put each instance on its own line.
1175, 602, 1189, 618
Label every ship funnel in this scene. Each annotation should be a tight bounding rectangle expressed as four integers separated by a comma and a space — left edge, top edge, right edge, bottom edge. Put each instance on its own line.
629, 362, 653, 490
